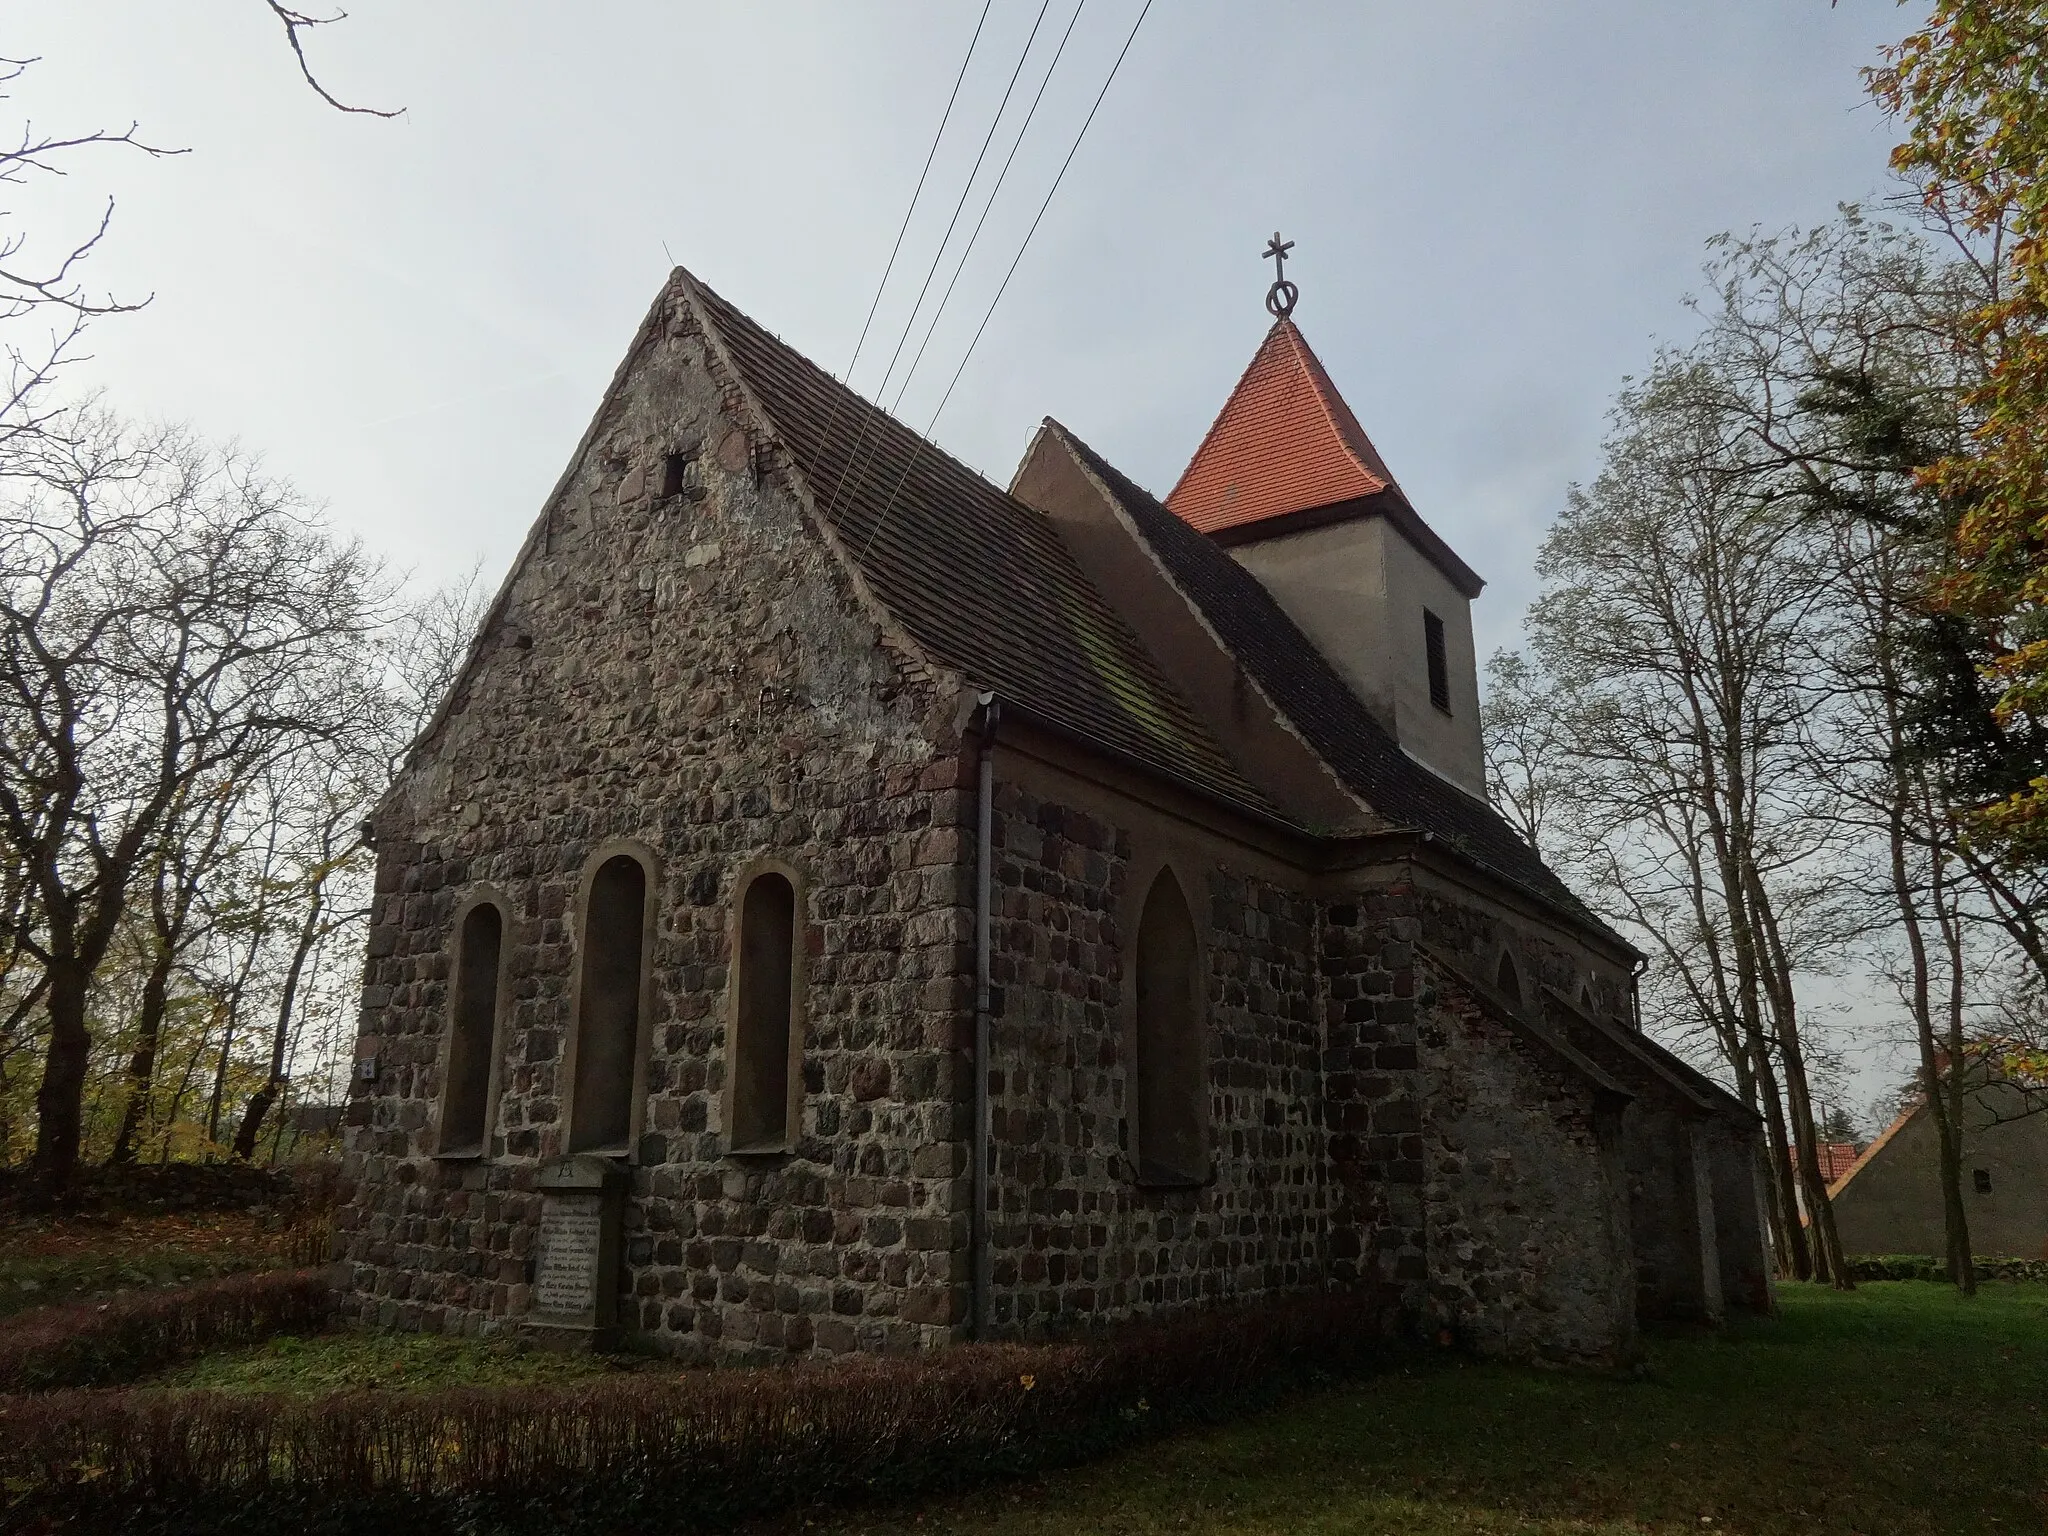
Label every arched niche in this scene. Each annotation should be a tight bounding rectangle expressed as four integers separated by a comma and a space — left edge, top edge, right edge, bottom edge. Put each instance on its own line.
437, 888, 510, 1158
726, 862, 806, 1154
565, 844, 657, 1156
1133, 865, 1207, 1187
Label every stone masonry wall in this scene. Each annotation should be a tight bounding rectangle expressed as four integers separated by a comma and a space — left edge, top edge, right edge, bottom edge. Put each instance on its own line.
980, 777, 1328, 1333
1319, 882, 1428, 1314
1411, 880, 1631, 1026
337, 293, 977, 1361
1415, 969, 1637, 1366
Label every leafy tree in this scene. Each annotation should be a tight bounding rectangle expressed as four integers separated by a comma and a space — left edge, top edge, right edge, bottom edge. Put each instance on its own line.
1870, 3, 2048, 862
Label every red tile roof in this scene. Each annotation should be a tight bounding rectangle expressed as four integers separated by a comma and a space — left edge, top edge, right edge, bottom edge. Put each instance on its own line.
1164, 319, 1484, 597
1167, 319, 1393, 534
1791, 1141, 1864, 1191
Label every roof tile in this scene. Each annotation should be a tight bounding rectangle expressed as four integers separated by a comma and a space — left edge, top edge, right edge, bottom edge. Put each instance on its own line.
1166, 320, 1396, 532
679, 273, 1278, 820
1050, 420, 1620, 941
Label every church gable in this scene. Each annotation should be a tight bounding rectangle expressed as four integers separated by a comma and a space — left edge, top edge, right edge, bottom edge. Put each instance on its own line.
395, 282, 935, 818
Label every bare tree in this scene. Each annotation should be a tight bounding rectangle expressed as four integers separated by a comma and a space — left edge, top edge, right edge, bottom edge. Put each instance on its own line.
1521, 356, 1855, 1285
0, 411, 382, 1189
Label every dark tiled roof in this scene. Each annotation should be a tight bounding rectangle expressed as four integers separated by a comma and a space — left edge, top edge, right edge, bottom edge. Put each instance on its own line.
682, 274, 1276, 819
1047, 420, 1619, 941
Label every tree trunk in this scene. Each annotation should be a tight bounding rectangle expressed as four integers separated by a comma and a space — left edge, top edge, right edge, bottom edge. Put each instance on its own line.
232, 885, 324, 1160
1890, 788, 1973, 1294
1746, 1016, 1808, 1278
1747, 870, 1852, 1290
108, 947, 174, 1166
30, 956, 93, 1192
1933, 847, 1977, 1297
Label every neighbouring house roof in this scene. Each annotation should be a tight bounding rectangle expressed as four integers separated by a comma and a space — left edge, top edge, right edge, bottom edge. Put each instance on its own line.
680, 273, 1279, 821
1043, 419, 1619, 942
1828, 1116, 1914, 1197
1163, 319, 1484, 597
1814, 1141, 1861, 1186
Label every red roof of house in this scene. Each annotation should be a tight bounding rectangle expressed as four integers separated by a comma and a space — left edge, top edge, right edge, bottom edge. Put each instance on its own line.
1791, 1141, 1863, 1190
1163, 319, 1485, 597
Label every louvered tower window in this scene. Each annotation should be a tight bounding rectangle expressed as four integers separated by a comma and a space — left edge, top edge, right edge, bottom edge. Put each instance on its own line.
1424, 609, 1451, 714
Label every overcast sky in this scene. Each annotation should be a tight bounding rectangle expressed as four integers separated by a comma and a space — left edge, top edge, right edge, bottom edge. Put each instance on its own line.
18, 2, 1917, 1107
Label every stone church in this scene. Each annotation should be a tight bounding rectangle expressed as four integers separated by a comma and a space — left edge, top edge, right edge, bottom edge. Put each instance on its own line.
337, 264, 1771, 1367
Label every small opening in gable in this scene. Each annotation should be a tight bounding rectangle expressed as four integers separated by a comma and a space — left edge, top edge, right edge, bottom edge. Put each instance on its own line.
659, 452, 695, 500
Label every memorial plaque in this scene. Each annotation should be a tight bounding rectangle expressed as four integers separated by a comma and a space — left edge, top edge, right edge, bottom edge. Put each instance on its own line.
534, 1193, 605, 1315
526, 1154, 624, 1350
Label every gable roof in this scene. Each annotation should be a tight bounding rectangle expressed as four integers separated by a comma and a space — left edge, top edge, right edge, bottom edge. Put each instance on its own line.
1164, 320, 1483, 597
678, 272, 1277, 820
1043, 419, 1620, 943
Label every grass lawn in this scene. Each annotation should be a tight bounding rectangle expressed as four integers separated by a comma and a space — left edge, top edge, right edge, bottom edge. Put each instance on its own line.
761, 1281, 2046, 1536
0, 1209, 308, 1321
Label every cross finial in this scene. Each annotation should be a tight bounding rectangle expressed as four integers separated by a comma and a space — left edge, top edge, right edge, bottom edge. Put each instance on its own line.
1263, 231, 1298, 318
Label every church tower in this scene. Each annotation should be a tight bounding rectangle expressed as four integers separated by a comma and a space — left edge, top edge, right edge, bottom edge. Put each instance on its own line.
1166, 245, 1487, 798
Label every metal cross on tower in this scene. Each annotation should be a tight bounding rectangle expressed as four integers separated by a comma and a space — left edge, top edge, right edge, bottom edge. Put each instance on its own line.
1263, 231, 1298, 318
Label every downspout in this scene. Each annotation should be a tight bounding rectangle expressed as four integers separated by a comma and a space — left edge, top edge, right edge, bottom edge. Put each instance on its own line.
1630, 954, 1647, 1033
971, 692, 1000, 1340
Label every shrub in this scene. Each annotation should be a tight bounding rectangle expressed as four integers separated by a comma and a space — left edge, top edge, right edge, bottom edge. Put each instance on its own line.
1847, 1254, 2048, 1283
0, 1267, 332, 1391
0, 1291, 1382, 1535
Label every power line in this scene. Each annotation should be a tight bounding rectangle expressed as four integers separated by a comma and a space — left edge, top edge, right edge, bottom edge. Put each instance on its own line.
805, 2, 991, 506
845, 1, 992, 387
852, 0, 1154, 566
923, 0, 1153, 436
820, 1, 1054, 529
887, 0, 1089, 418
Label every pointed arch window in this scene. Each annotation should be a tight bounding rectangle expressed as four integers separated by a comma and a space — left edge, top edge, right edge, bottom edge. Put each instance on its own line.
1134, 868, 1207, 1187
438, 897, 506, 1157
568, 853, 651, 1155
1496, 949, 1524, 1008
729, 868, 802, 1153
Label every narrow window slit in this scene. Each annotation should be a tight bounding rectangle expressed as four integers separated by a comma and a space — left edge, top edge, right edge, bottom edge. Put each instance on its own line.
1424, 609, 1451, 714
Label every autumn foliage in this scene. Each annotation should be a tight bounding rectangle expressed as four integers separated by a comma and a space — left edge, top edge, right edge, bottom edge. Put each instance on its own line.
1871, 3, 2048, 860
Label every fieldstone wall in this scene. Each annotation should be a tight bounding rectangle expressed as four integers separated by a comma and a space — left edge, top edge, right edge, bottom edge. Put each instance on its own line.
1319, 882, 1428, 1313
1411, 880, 1631, 1026
1415, 965, 1637, 1367
1615, 1101, 1716, 1322
336, 296, 977, 1361
979, 778, 1329, 1333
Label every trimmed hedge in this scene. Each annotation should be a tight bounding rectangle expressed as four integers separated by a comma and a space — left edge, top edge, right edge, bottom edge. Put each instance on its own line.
1848, 1254, 2048, 1283
0, 1292, 1383, 1535
0, 1267, 332, 1391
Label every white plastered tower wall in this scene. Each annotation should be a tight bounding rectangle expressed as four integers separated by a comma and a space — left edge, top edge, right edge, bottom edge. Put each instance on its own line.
1228, 515, 1487, 798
